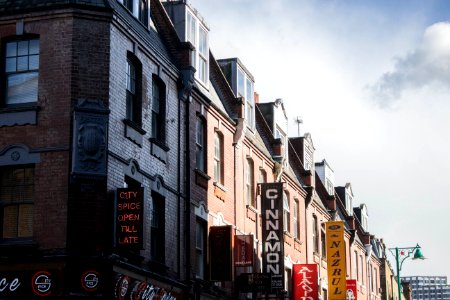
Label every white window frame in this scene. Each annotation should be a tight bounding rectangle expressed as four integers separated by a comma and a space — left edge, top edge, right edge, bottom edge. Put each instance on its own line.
236, 67, 255, 129
186, 10, 209, 85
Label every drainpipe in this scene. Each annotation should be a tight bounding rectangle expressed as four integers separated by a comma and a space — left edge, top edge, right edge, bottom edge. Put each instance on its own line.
178, 66, 195, 297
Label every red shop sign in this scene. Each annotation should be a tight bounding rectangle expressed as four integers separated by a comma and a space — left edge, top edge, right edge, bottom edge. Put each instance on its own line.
293, 264, 319, 300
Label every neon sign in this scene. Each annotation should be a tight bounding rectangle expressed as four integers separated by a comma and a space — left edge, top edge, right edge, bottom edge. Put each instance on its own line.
115, 187, 144, 249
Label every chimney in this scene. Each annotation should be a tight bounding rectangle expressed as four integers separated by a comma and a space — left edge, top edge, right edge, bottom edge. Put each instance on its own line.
254, 92, 259, 104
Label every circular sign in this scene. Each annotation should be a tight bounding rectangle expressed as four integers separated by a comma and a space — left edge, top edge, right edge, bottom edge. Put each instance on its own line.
114, 275, 130, 300
81, 270, 99, 292
31, 271, 52, 297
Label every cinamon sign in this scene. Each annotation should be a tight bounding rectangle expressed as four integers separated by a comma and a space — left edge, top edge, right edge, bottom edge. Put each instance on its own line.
115, 187, 144, 250
261, 182, 285, 293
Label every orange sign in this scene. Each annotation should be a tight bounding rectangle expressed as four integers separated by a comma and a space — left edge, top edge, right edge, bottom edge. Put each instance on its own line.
326, 221, 347, 300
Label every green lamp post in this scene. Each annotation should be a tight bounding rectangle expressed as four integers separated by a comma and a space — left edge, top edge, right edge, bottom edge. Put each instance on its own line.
388, 244, 425, 300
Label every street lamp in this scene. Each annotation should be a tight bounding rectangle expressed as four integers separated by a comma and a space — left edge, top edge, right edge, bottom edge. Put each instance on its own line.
388, 244, 425, 300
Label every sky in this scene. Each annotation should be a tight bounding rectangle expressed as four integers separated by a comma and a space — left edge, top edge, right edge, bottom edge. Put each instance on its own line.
189, 0, 450, 278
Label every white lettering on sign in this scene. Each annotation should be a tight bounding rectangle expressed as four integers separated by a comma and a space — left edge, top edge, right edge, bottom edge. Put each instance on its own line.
297, 266, 314, 300
264, 188, 281, 276
0, 277, 21, 293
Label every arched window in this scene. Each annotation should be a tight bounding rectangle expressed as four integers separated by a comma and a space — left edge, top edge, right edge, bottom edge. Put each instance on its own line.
293, 200, 300, 239
214, 132, 224, 184
151, 75, 166, 143
312, 215, 319, 253
126, 53, 142, 126
283, 191, 290, 232
195, 117, 206, 172
245, 159, 255, 207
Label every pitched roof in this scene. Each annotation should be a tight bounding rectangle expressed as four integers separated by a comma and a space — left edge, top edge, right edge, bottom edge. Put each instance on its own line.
0, 0, 111, 16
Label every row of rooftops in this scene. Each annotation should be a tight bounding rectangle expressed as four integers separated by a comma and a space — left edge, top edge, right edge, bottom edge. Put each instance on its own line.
0, 0, 379, 251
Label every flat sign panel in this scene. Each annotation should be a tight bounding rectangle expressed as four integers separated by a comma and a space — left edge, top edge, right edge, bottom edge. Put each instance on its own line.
209, 225, 233, 281
261, 182, 285, 293
293, 264, 319, 300
326, 221, 347, 300
115, 187, 144, 250
346, 279, 357, 300
234, 234, 254, 267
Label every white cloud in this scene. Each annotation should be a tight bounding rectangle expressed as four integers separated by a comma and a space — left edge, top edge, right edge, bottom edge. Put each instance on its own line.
370, 22, 450, 108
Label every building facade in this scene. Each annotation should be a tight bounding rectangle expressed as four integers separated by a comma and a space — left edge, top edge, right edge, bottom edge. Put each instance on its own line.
0, 0, 407, 299
402, 276, 450, 300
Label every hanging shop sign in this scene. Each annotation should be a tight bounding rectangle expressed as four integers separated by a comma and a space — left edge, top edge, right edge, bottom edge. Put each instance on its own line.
114, 274, 176, 300
236, 273, 271, 293
261, 182, 285, 293
293, 264, 319, 300
346, 279, 357, 300
234, 234, 254, 267
326, 221, 347, 300
209, 225, 233, 281
115, 187, 144, 250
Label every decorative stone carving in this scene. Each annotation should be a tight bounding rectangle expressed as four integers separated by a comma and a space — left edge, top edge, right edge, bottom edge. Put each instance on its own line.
72, 99, 109, 177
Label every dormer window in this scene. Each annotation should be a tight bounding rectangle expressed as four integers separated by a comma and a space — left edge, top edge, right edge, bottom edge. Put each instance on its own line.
120, 0, 149, 27
198, 27, 208, 83
237, 68, 255, 129
186, 11, 208, 85
346, 192, 353, 216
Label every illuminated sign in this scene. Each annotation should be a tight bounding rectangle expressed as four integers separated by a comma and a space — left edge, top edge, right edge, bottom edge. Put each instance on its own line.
81, 270, 99, 292
326, 221, 347, 300
0, 277, 21, 293
114, 274, 176, 300
115, 187, 144, 249
261, 182, 285, 293
293, 264, 319, 300
234, 234, 254, 267
0, 270, 61, 298
32, 271, 53, 297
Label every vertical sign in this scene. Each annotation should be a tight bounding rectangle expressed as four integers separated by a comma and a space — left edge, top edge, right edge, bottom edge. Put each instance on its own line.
261, 182, 285, 293
209, 225, 233, 281
346, 279, 357, 300
115, 187, 144, 250
234, 235, 254, 267
326, 221, 347, 300
293, 264, 319, 300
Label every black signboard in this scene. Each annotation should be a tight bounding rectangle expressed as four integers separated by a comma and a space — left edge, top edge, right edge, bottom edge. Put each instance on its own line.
236, 273, 271, 293
0, 270, 62, 298
260, 182, 285, 293
115, 187, 144, 250
209, 225, 233, 281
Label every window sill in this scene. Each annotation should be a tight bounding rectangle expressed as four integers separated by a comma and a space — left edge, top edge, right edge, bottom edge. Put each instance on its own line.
149, 138, 169, 163
284, 231, 293, 246
0, 238, 38, 253
246, 205, 258, 221
123, 119, 146, 146
213, 181, 226, 201
194, 168, 210, 189
0, 104, 39, 127
294, 238, 302, 252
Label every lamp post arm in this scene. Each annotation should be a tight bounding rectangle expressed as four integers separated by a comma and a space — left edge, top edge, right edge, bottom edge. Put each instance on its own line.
388, 244, 421, 300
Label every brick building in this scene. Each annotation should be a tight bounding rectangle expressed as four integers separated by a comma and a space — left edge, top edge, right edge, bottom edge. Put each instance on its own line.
0, 0, 194, 298
0, 0, 393, 299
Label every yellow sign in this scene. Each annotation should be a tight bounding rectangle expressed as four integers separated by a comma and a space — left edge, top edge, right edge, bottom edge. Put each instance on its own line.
326, 221, 347, 300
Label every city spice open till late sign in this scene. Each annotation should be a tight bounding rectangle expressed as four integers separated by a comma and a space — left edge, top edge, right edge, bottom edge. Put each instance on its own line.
115, 187, 144, 250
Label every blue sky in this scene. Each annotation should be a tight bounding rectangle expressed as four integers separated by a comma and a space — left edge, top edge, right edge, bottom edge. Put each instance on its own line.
189, 0, 450, 278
